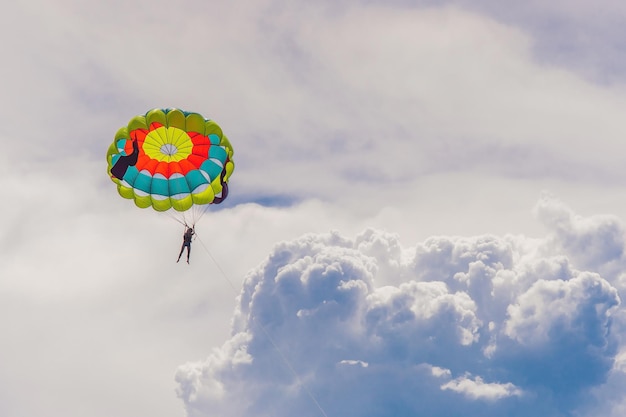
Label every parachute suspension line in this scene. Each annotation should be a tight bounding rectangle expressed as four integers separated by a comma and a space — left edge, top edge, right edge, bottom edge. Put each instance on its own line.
158, 210, 197, 232
194, 234, 240, 295
194, 234, 330, 417
194, 203, 209, 227
162, 208, 197, 229
194, 174, 229, 226
252, 315, 331, 417
161, 210, 187, 227
192, 201, 212, 226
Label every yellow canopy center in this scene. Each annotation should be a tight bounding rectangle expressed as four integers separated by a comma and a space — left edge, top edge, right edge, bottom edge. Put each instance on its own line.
142, 126, 193, 162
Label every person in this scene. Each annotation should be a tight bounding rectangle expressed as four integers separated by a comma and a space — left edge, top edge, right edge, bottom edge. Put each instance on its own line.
110, 138, 139, 180
177, 226, 195, 264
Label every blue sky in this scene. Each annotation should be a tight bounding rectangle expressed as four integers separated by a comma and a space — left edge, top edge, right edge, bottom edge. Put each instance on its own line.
2, 0, 626, 416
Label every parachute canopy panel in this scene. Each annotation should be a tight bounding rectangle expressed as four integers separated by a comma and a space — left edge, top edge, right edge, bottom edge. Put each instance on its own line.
106, 108, 235, 213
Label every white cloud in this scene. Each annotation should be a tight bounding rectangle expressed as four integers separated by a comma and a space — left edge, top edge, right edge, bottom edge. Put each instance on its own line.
338, 359, 368, 368
428, 364, 452, 378
440, 374, 523, 401
534, 193, 626, 277
176, 199, 625, 416
504, 273, 619, 347
428, 363, 523, 401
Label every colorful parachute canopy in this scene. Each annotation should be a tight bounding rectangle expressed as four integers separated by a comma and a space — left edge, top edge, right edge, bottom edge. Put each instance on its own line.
106, 108, 234, 214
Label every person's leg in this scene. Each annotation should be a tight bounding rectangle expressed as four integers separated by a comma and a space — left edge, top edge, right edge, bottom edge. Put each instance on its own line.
178, 244, 185, 262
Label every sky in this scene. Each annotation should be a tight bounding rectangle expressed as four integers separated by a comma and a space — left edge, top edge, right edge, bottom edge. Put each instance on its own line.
2, 0, 626, 416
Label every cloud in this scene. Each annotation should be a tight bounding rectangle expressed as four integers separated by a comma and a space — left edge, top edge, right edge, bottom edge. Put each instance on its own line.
4, 1, 626, 416
504, 274, 619, 347
534, 193, 626, 277
366, 0, 626, 84
9, 0, 618, 207
440, 374, 523, 401
176, 197, 624, 417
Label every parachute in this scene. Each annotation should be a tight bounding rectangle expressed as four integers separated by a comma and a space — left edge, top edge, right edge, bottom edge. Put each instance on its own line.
106, 108, 234, 226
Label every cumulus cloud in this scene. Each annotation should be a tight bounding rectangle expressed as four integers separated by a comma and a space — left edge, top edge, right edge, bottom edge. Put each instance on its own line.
534, 193, 626, 277
176, 196, 624, 417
